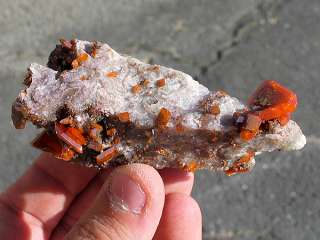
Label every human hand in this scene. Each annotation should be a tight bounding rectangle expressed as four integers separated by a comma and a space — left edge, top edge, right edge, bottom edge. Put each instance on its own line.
0, 153, 202, 239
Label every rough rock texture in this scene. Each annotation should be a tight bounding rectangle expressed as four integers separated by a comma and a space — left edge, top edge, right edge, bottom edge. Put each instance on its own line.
16, 40, 209, 127
1, 0, 319, 239
12, 40, 305, 172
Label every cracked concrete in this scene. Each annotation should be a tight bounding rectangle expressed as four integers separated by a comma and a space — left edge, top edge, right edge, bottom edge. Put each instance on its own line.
0, 0, 319, 239
197, 0, 290, 82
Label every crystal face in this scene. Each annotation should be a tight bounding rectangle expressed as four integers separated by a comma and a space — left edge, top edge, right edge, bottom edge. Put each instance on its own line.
55, 123, 86, 154
238, 80, 298, 141
249, 80, 297, 121
96, 146, 118, 165
32, 131, 75, 161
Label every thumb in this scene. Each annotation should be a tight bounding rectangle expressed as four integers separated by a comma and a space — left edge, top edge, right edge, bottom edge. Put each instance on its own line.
65, 164, 165, 240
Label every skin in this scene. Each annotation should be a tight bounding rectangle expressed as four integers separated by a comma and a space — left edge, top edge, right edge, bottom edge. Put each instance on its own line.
0, 153, 202, 240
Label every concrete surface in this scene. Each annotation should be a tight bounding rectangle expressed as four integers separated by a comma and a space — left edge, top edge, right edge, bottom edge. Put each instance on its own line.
0, 0, 319, 239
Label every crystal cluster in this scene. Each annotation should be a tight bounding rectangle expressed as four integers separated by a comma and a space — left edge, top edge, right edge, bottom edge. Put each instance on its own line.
12, 39, 306, 175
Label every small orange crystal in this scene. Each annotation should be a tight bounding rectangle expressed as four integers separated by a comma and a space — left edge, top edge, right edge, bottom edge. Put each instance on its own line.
240, 129, 256, 141
142, 79, 150, 87
96, 146, 118, 165
71, 53, 89, 69
59, 116, 75, 126
243, 113, 262, 131
55, 123, 87, 153
156, 108, 171, 129
183, 161, 199, 172
131, 84, 142, 94
106, 128, 117, 136
117, 112, 130, 123
71, 59, 79, 69
224, 167, 250, 176
88, 123, 103, 141
224, 152, 255, 176
59, 146, 76, 161
80, 75, 88, 81
156, 78, 166, 87
106, 71, 119, 78
77, 53, 89, 64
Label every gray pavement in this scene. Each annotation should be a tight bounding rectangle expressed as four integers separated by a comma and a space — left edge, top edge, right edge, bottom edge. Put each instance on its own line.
1, 0, 319, 239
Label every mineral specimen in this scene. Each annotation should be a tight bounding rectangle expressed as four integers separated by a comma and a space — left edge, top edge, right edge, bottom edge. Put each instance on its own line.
11, 39, 306, 175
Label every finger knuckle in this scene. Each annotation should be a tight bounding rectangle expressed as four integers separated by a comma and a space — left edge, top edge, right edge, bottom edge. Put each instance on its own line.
66, 220, 103, 240
93, 214, 133, 240
66, 214, 133, 240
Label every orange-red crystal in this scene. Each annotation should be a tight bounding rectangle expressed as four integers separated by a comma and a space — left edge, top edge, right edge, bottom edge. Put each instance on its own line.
96, 146, 118, 165
240, 129, 257, 141
156, 108, 171, 129
239, 80, 297, 141
88, 123, 103, 141
249, 80, 297, 121
117, 112, 130, 123
243, 113, 261, 131
183, 161, 200, 172
156, 78, 166, 87
131, 84, 142, 94
32, 131, 75, 161
106, 71, 119, 78
55, 123, 86, 153
224, 152, 255, 176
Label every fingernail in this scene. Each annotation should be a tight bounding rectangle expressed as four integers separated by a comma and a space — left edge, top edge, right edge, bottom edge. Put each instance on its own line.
108, 173, 146, 214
